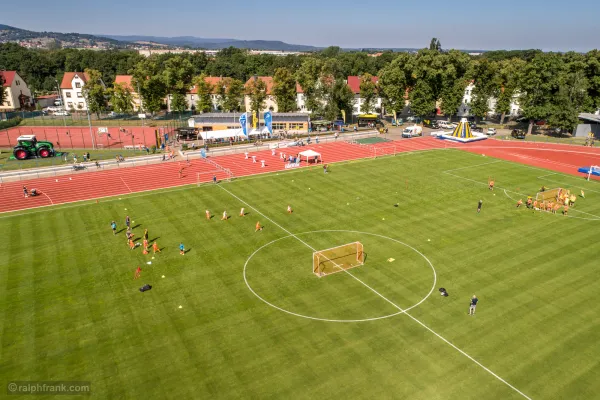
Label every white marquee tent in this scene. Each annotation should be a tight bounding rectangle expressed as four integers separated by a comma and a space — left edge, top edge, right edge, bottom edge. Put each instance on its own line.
298, 149, 322, 163
199, 128, 245, 140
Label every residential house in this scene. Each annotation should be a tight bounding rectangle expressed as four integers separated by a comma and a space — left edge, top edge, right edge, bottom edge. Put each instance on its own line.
114, 75, 142, 111
347, 76, 382, 115
458, 82, 522, 118
244, 76, 278, 113
0, 71, 33, 111
296, 83, 310, 113
60, 72, 90, 111
186, 76, 225, 112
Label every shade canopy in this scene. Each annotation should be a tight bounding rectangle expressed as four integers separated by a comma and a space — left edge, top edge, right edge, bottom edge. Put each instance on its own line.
199, 129, 245, 140
298, 149, 322, 163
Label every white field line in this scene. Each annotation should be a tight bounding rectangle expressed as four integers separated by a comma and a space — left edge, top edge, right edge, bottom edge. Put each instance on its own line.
42, 192, 54, 205
219, 184, 532, 400
443, 160, 502, 173
120, 177, 133, 193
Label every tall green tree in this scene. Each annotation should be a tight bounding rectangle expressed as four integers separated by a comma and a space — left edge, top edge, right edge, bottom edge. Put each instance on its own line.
218, 78, 244, 112
162, 56, 194, 112
296, 58, 323, 114
359, 73, 378, 114
409, 80, 436, 117
131, 57, 167, 114
82, 68, 107, 117
439, 50, 471, 116
109, 82, 134, 113
585, 50, 600, 112
193, 74, 214, 113
493, 58, 526, 124
429, 38, 442, 51
170, 92, 188, 113
468, 59, 499, 118
272, 68, 297, 112
378, 54, 411, 116
246, 77, 268, 113
520, 53, 564, 134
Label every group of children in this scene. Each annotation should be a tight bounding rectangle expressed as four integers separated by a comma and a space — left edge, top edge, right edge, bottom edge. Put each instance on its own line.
204, 205, 294, 233
111, 215, 168, 280
515, 188, 581, 216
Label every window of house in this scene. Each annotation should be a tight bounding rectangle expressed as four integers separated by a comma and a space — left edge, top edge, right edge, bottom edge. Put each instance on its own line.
68, 102, 73, 108
273, 123, 286, 130
6, 100, 11, 107
190, 95, 194, 101
16, 80, 20, 86
288, 123, 303, 130
78, 102, 84, 109
75, 82, 81, 88
66, 92, 72, 98
77, 93, 83, 98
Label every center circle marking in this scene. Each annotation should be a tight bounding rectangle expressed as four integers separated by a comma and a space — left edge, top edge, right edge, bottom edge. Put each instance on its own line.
243, 230, 437, 322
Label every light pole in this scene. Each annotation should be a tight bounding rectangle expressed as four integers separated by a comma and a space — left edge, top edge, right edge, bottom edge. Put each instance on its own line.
55, 79, 66, 127
82, 90, 96, 150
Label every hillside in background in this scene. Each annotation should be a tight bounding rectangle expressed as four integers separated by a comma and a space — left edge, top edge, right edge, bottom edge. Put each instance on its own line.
0, 24, 130, 49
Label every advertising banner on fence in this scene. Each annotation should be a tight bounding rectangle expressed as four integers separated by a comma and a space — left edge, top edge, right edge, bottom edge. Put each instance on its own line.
239, 113, 248, 136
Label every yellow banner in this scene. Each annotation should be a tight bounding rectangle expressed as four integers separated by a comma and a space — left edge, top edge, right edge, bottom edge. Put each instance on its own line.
252, 110, 257, 129
392, 110, 397, 125
341, 109, 346, 123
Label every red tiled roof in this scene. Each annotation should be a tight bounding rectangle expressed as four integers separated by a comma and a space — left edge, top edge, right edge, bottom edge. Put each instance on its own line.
0, 71, 16, 87
60, 72, 90, 89
347, 75, 379, 94
296, 82, 303, 93
188, 76, 225, 94
36, 94, 59, 99
244, 76, 273, 95
114, 75, 134, 91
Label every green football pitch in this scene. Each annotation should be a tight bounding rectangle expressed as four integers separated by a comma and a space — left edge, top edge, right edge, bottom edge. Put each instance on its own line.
2, 149, 599, 399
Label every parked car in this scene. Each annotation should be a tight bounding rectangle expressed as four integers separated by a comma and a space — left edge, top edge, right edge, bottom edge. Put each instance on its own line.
402, 125, 423, 138
486, 128, 497, 136
423, 119, 439, 129
511, 129, 526, 139
54, 111, 70, 116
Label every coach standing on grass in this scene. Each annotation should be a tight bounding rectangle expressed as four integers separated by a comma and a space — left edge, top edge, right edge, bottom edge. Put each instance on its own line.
469, 295, 478, 316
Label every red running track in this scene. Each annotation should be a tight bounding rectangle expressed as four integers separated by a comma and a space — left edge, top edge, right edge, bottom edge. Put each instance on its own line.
0, 125, 167, 149
2, 137, 597, 214
0, 137, 454, 213
459, 139, 600, 177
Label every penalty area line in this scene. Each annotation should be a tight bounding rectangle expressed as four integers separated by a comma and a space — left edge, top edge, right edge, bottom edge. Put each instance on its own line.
219, 184, 532, 400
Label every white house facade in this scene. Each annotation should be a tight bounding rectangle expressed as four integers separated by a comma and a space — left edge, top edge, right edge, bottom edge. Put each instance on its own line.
347, 76, 382, 115
60, 72, 90, 111
0, 71, 33, 111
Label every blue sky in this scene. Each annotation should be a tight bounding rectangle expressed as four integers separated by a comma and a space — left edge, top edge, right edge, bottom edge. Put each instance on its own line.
2, 0, 599, 51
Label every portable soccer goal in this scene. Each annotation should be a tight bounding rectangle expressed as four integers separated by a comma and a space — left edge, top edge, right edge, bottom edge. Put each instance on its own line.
372, 146, 397, 158
313, 242, 364, 277
197, 170, 232, 185
536, 187, 563, 202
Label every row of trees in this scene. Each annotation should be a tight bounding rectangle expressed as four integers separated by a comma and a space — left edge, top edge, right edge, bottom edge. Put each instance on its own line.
2, 42, 599, 131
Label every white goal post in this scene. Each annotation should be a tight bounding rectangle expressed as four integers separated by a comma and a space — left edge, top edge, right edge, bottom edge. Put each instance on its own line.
373, 146, 397, 158
197, 170, 232, 185
313, 242, 364, 277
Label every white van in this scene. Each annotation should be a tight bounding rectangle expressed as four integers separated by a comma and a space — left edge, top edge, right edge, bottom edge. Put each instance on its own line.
402, 125, 423, 138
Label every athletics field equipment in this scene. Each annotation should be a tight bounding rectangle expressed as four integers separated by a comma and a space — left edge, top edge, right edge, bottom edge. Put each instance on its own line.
535, 187, 563, 202
312, 241, 364, 277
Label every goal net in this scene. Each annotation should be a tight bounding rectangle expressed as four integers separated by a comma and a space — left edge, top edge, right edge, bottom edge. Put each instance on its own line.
536, 187, 563, 202
373, 146, 397, 158
313, 242, 364, 277
197, 170, 232, 185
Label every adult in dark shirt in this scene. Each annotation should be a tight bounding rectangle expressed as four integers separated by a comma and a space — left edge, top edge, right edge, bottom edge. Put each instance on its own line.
469, 295, 478, 315
477, 200, 483, 213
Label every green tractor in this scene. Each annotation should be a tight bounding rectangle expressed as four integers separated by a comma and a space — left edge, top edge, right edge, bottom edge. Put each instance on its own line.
13, 135, 56, 160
